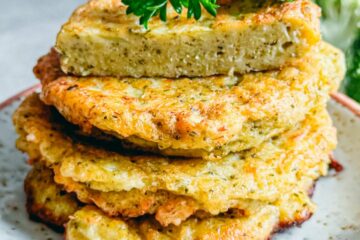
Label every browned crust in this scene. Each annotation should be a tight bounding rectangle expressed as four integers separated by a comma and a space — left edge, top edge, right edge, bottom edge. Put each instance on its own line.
26, 166, 317, 237
33, 42, 343, 161
26, 208, 65, 233
214, 0, 320, 43
24, 177, 66, 232
155, 198, 198, 226
25, 165, 316, 237
270, 182, 318, 238
4, 91, 359, 120
28, 203, 313, 239
15, 93, 335, 228
24, 166, 82, 231
3, 92, 358, 121
276, 212, 313, 232
53, 168, 199, 227
33, 48, 64, 86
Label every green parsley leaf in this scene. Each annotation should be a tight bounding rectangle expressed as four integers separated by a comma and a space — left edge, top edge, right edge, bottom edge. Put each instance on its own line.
122, 0, 219, 28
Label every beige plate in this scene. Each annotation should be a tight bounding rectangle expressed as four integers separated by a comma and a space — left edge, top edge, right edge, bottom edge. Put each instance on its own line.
0, 85, 359, 240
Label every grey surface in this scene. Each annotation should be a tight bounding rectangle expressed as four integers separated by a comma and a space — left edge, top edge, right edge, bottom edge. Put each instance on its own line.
0, 0, 85, 102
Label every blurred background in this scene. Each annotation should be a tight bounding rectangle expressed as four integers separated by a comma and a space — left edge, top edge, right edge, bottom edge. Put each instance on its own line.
315, 0, 360, 103
0, 0, 84, 102
0, 0, 359, 103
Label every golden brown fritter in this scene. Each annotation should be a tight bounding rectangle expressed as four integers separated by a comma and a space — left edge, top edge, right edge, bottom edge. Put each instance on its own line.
14, 94, 334, 226
56, 0, 321, 78
24, 164, 81, 230
66, 206, 279, 240
25, 164, 315, 239
53, 169, 315, 229
35, 42, 344, 159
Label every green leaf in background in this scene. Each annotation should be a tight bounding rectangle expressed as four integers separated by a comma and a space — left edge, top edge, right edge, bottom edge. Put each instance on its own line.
345, 34, 360, 102
314, 0, 360, 102
315, 0, 360, 50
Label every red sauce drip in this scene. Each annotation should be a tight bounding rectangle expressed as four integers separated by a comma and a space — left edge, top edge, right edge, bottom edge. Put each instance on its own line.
330, 155, 344, 173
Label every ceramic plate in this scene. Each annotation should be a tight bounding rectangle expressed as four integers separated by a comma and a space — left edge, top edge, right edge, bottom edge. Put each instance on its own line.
0, 86, 359, 240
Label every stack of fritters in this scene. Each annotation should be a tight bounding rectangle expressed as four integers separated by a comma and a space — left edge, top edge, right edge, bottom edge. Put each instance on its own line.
13, 0, 345, 239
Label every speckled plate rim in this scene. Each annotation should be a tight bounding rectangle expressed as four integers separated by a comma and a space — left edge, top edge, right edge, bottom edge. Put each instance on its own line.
1, 84, 360, 119
0, 84, 41, 110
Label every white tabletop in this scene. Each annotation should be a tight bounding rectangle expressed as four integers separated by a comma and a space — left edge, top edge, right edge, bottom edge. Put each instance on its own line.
0, 0, 85, 102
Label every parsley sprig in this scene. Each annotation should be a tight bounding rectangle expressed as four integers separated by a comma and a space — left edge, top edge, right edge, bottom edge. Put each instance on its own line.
122, 0, 219, 28
122, 0, 295, 28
